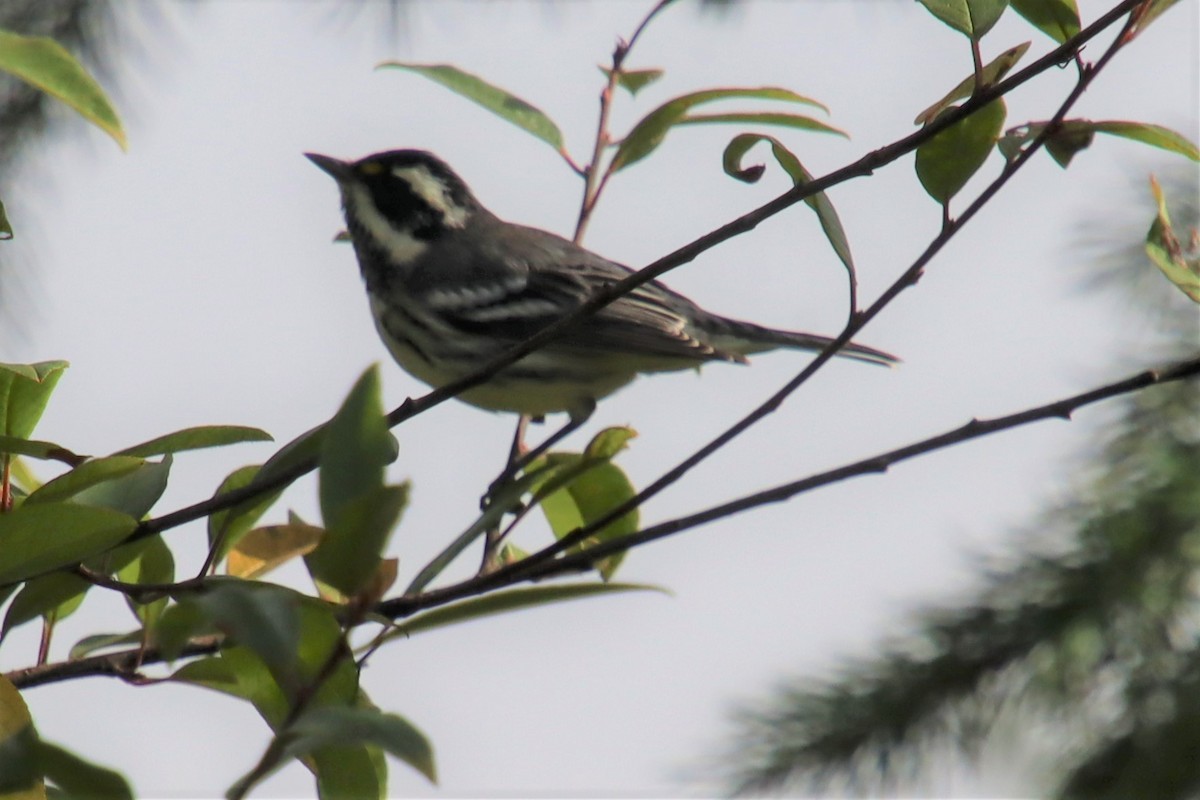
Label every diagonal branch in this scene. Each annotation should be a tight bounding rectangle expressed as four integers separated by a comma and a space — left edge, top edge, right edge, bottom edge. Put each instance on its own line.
122, 0, 1140, 547
12, 348, 1196, 693
379, 355, 1200, 617
11, 356, 1195, 691
428, 0, 1147, 586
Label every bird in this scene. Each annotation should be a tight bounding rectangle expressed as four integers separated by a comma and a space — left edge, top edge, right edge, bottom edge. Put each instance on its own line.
306, 148, 898, 468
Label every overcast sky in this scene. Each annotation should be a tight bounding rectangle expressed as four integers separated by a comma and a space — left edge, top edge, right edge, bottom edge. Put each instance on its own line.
2, 1, 1197, 796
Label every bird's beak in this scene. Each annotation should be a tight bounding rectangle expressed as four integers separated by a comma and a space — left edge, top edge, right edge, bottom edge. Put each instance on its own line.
305, 152, 352, 182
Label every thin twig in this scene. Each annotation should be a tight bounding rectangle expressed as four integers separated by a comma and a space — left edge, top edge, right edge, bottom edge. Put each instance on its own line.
7, 636, 222, 690
13, 355, 1195, 690
378, 355, 1200, 617
74, 565, 207, 603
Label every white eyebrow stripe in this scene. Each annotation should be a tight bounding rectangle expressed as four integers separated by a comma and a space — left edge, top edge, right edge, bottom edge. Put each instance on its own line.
391, 165, 469, 228
344, 184, 428, 262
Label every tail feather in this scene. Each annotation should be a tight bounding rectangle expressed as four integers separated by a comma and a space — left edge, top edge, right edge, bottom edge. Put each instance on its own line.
702, 316, 899, 367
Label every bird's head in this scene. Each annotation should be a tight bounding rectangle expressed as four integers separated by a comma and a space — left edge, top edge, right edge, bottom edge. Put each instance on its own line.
306, 149, 480, 262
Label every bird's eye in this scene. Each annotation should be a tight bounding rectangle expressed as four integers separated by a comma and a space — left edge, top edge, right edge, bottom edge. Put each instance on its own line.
359, 161, 384, 176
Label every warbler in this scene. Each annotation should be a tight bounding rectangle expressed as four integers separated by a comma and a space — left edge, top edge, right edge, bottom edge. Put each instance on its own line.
306, 149, 897, 443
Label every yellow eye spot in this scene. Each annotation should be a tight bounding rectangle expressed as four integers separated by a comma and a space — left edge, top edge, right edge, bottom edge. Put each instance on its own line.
359, 161, 383, 176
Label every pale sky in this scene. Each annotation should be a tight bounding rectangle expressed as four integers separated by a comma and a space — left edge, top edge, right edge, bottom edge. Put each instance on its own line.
2, 1, 1197, 796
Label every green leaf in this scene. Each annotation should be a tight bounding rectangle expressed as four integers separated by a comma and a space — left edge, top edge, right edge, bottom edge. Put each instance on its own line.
162, 581, 303, 696
403, 469, 544, 595
0, 30, 125, 150
722, 134, 856, 279
70, 455, 171, 518
67, 630, 143, 660
1089, 121, 1200, 162
114, 425, 272, 458
379, 62, 564, 152
173, 598, 353, 732
915, 99, 1007, 204
0, 674, 39, 794
1010, 0, 1079, 43
206, 465, 281, 568
7, 458, 40, 498
601, 66, 664, 97
172, 647, 290, 730
0, 198, 11, 240
319, 366, 392, 532
145, 597, 211, 663
80, 536, 153, 578
37, 741, 132, 800
385, 582, 668, 641
611, 87, 828, 173
1, 573, 90, 641
0, 361, 68, 440
286, 707, 436, 786
256, 423, 326, 485
116, 534, 174, 627
537, 460, 638, 580
306, 485, 407, 597
917, 0, 1010, 39
312, 745, 384, 800
999, 120, 1083, 165
1145, 176, 1200, 303
999, 120, 1199, 168
310, 366, 404, 596
676, 111, 846, 138
25, 457, 145, 506
0, 504, 137, 585
227, 522, 324, 579
0, 436, 84, 465
914, 41, 1030, 125
582, 426, 637, 460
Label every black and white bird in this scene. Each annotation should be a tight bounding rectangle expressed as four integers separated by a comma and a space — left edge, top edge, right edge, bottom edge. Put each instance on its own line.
306, 149, 897, 453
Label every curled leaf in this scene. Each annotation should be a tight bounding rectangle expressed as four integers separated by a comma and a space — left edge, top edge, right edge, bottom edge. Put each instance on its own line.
722, 134, 856, 279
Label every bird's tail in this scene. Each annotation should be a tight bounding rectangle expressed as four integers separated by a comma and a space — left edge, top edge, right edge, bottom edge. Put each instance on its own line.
703, 316, 900, 367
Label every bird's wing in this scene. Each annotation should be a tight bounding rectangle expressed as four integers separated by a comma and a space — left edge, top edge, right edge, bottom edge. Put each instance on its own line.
413, 233, 737, 363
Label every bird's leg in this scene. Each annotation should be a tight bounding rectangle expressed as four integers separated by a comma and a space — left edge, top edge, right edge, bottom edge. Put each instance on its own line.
479, 414, 533, 568
507, 414, 532, 461
481, 401, 595, 510
478, 406, 592, 573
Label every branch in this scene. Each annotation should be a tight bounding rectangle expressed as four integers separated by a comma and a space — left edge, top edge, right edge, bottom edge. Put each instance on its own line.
120, 0, 1140, 548
436, 0, 1146, 583
380, 356, 1200, 617
12, 355, 1196, 691
7, 637, 221, 690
